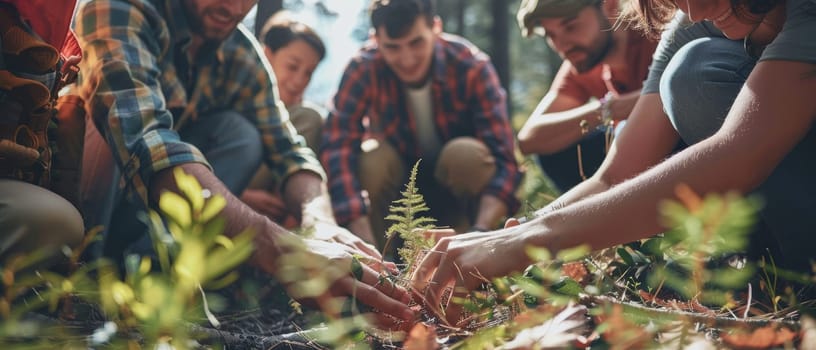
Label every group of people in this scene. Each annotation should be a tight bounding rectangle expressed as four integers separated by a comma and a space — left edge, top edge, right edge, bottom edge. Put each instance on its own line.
1, 0, 813, 328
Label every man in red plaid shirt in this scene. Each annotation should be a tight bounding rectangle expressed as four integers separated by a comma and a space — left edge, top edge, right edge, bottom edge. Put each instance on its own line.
322, 0, 522, 251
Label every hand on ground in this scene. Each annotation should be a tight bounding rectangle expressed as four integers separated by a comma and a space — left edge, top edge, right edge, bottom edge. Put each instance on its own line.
273, 237, 415, 329
410, 226, 532, 326
309, 221, 397, 274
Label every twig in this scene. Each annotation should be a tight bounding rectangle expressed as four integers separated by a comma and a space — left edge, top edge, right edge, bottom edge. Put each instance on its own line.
582, 295, 800, 330
744, 283, 752, 319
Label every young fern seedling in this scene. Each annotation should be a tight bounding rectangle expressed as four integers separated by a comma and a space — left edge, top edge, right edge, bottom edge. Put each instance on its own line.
381, 160, 437, 283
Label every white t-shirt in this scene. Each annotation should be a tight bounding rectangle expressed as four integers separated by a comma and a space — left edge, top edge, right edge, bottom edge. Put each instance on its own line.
405, 81, 441, 155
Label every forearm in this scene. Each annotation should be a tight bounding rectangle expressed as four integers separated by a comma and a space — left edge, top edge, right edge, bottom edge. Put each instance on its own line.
517, 101, 606, 155
535, 175, 611, 216
150, 163, 288, 260
281, 170, 336, 227
472, 194, 508, 231
527, 135, 771, 254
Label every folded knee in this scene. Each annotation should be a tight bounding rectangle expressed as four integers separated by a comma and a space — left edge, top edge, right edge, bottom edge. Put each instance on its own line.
435, 137, 496, 196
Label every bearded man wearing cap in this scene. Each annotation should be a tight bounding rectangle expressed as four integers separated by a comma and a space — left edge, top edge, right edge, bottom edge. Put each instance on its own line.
516, 0, 658, 192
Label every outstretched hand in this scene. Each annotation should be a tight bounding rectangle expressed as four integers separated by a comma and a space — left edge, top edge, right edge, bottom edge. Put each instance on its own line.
271, 236, 416, 329
309, 221, 398, 274
410, 224, 533, 326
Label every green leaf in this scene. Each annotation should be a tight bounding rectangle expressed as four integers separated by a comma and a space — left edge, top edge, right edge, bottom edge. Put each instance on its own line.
159, 191, 191, 228
525, 246, 552, 262
710, 266, 755, 289
173, 167, 204, 212
556, 245, 590, 262
551, 276, 582, 297
640, 237, 664, 256
617, 247, 635, 266
351, 255, 363, 281
200, 195, 226, 223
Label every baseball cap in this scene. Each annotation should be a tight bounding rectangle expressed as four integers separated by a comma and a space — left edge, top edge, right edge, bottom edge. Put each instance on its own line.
517, 0, 602, 37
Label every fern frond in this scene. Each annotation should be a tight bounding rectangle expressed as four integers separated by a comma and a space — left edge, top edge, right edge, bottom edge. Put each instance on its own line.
381, 160, 437, 273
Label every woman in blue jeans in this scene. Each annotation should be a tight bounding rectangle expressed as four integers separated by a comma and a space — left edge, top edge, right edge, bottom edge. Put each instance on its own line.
412, 0, 816, 324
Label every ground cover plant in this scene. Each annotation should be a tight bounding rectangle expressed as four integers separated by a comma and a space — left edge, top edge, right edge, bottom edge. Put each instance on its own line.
0, 166, 814, 349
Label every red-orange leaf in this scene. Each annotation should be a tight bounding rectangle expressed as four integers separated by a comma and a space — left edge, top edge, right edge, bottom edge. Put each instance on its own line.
563, 261, 589, 284
720, 326, 797, 349
403, 323, 439, 350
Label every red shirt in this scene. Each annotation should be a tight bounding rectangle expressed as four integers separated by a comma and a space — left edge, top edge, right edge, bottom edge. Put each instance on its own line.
551, 29, 658, 99
2, 0, 80, 58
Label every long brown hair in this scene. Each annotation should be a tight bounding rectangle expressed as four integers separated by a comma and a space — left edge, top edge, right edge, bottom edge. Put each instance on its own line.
623, 0, 782, 37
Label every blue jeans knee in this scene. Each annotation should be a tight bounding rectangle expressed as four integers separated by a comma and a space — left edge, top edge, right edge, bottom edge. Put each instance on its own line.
660, 37, 757, 144
178, 110, 263, 194
661, 37, 816, 273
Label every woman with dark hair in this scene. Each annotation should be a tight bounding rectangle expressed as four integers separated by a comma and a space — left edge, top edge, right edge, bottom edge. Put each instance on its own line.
412, 0, 816, 325
242, 12, 328, 226
259, 11, 326, 111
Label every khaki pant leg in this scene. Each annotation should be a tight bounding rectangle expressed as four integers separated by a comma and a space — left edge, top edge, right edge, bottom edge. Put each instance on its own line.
434, 137, 496, 196
432, 137, 496, 232
0, 179, 84, 266
358, 139, 405, 250
288, 104, 323, 155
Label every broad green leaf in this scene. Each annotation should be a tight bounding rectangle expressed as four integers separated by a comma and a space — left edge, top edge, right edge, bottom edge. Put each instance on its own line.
525, 246, 552, 262
173, 167, 204, 212
556, 245, 590, 262
617, 247, 635, 266
200, 195, 226, 223
551, 276, 582, 297
159, 191, 191, 228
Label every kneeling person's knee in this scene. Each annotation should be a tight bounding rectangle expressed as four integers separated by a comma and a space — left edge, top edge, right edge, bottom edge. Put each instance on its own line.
435, 137, 496, 196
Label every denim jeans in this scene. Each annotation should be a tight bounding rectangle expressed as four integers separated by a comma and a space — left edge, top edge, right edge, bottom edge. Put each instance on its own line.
81, 110, 263, 261
661, 37, 816, 272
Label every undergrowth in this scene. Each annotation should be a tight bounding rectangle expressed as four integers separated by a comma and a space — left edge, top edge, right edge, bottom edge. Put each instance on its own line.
1, 167, 814, 349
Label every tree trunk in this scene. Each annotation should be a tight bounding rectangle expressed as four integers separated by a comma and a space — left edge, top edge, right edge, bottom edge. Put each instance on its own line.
455, 0, 466, 36
491, 0, 511, 115
255, 0, 284, 38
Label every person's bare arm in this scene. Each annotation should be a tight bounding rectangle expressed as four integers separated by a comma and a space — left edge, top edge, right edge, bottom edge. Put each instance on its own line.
281, 170, 383, 260
151, 164, 411, 323
535, 93, 679, 215
530, 60, 816, 252
415, 61, 816, 326
280, 171, 335, 227
150, 163, 287, 263
517, 90, 641, 155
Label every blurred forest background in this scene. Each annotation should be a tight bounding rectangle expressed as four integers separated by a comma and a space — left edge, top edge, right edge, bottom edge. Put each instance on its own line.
243, 0, 562, 131
242, 0, 566, 208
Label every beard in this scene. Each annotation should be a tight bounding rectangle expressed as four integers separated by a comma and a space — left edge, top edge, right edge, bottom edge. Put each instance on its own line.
570, 15, 615, 73
181, 0, 240, 43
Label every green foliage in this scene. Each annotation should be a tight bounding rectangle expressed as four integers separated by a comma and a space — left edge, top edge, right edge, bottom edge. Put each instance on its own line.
649, 190, 761, 305
0, 168, 254, 348
96, 167, 255, 346
383, 160, 437, 271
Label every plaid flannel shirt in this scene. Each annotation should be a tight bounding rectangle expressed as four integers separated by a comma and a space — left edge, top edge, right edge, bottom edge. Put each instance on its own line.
74, 0, 324, 206
322, 33, 521, 225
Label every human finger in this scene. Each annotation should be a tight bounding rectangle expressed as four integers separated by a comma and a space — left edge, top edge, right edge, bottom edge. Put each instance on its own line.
425, 250, 457, 312
353, 254, 400, 280
352, 239, 383, 261
342, 274, 415, 322
418, 228, 456, 242
355, 259, 412, 305
504, 217, 521, 228
364, 311, 414, 331
410, 239, 449, 291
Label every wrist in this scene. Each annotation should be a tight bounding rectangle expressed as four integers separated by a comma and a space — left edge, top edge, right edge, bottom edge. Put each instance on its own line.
597, 92, 614, 125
